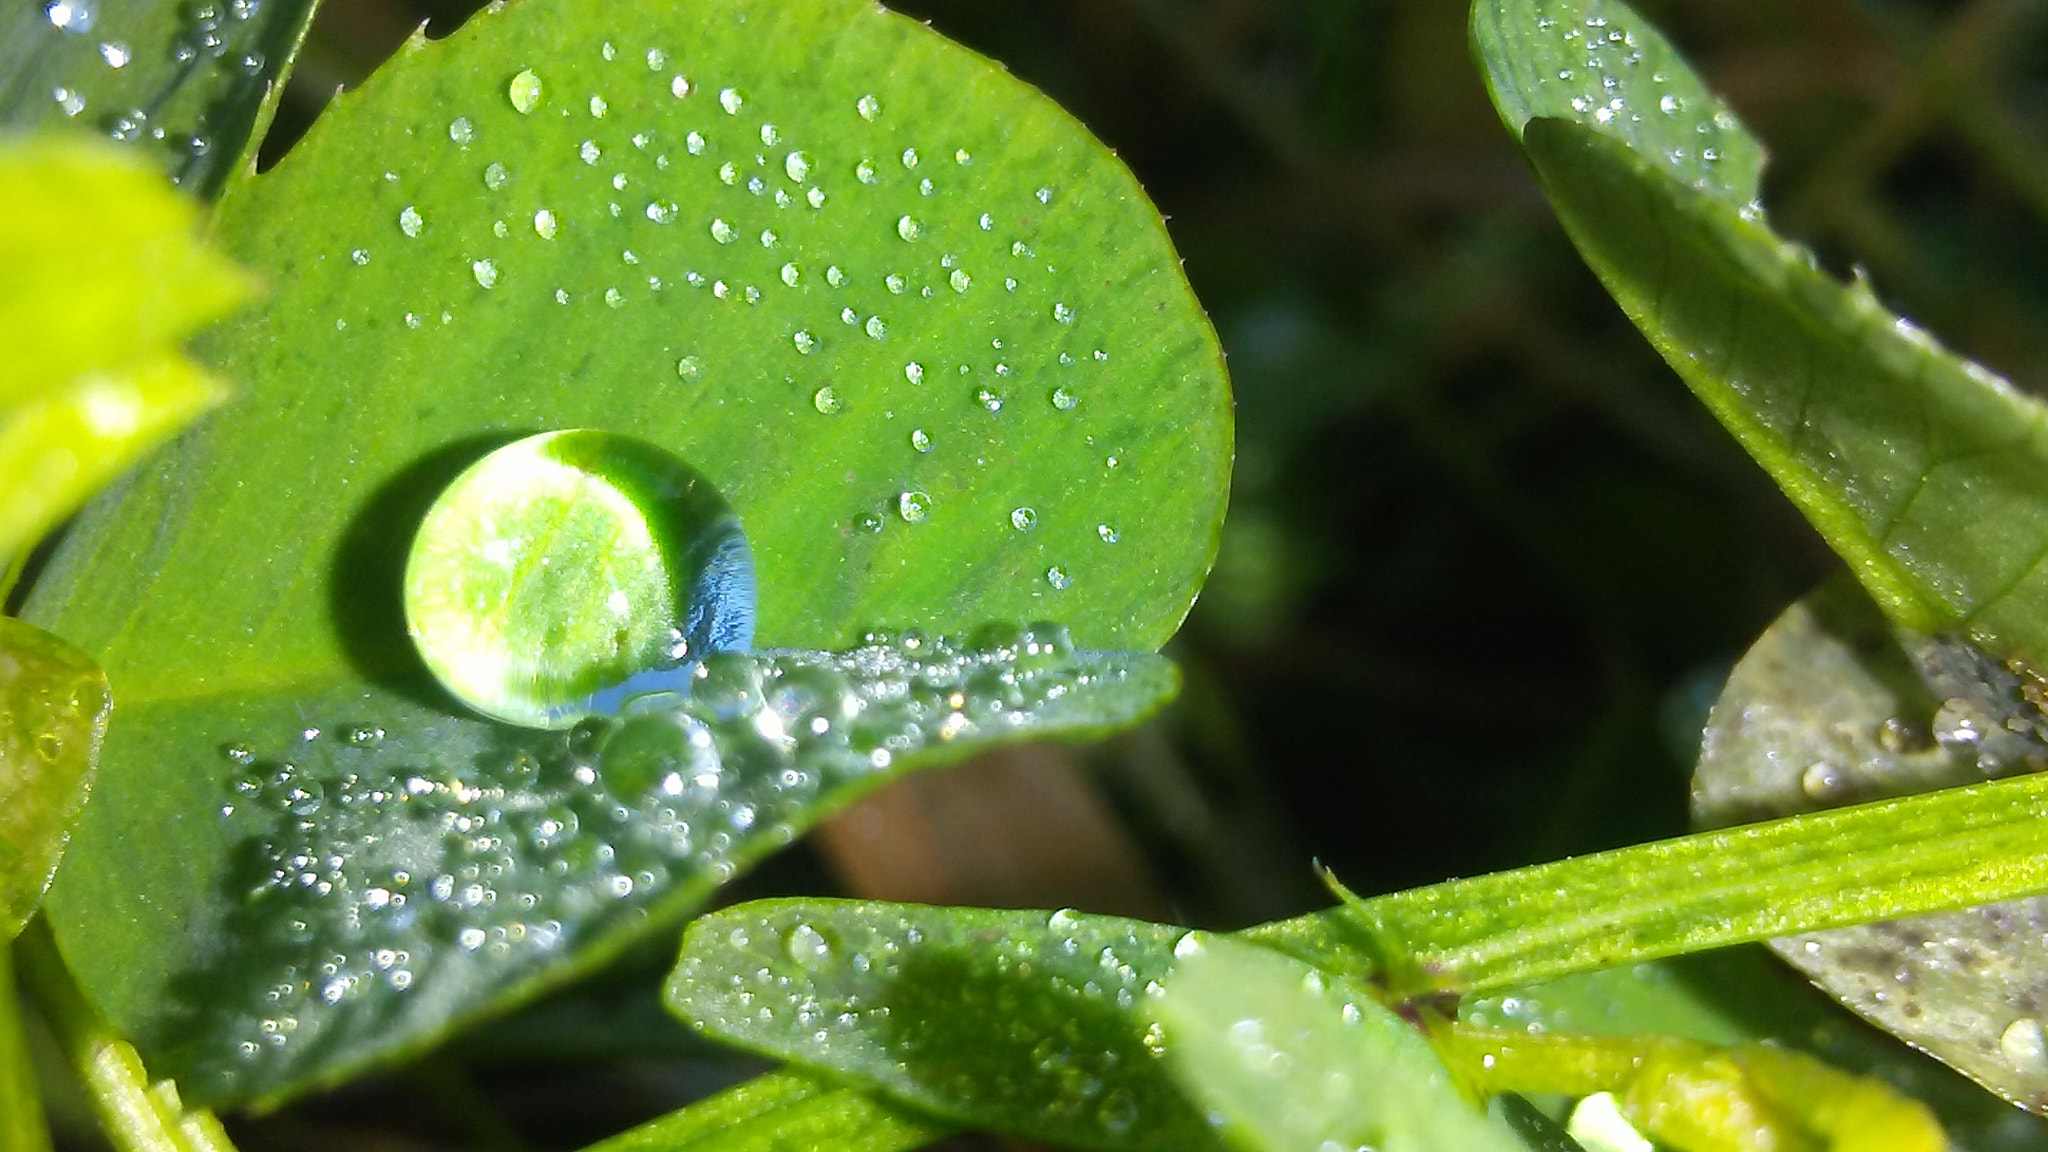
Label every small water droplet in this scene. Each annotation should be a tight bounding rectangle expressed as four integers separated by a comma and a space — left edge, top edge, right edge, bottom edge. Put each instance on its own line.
646, 201, 678, 224
670, 74, 693, 98
1053, 302, 1075, 324
508, 69, 543, 113
1035, 186, 1052, 203
685, 130, 706, 154
533, 208, 558, 238
349, 248, 369, 266
901, 147, 919, 169
471, 258, 498, 288
904, 362, 924, 385
399, 205, 424, 237
1046, 566, 1071, 589
759, 229, 778, 248
718, 87, 744, 114
949, 269, 971, 292
811, 385, 840, 413
1011, 507, 1038, 532
779, 262, 801, 287
825, 265, 847, 288
806, 187, 826, 209
977, 388, 1003, 412
793, 330, 818, 355
1800, 761, 1847, 801
1050, 387, 1076, 410
856, 159, 878, 184
781, 150, 812, 183
759, 123, 780, 146
864, 315, 887, 339
484, 161, 509, 190
579, 139, 601, 164
449, 116, 475, 145
404, 311, 421, 328
588, 94, 609, 117
676, 356, 703, 380
1097, 524, 1119, 544
44, 0, 93, 33
856, 93, 880, 121
98, 40, 128, 66
910, 428, 932, 452
710, 218, 737, 244
855, 511, 883, 533
897, 491, 932, 523
645, 47, 666, 69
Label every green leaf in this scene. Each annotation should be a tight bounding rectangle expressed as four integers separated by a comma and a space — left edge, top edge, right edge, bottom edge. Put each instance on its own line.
1692, 577, 2048, 1113
583, 1070, 950, 1152
0, 617, 109, 942
0, 135, 252, 579
101, 634, 1173, 1106
669, 900, 1221, 1152
0, 0, 318, 196
1151, 933, 1526, 1152
1474, 0, 2048, 663
1469, 0, 1763, 210
22, 0, 1225, 1107
0, 946, 53, 1152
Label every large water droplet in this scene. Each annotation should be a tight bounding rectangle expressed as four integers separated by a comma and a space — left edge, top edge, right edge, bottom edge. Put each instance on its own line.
811, 386, 841, 414
404, 430, 755, 730
896, 215, 922, 242
897, 491, 932, 523
508, 69, 543, 113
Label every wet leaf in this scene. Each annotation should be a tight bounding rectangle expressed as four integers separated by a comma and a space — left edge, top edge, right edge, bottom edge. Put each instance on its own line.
126, 633, 1174, 1105
670, 900, 1219, 1152
1152, 933, 1526, 1152
21, 0, 1226, 1106
584, 1069, 949, 1152
0, 0, 317, 196
1695, 578, 2048, 1114
0, 616, 109, 941
1475, 0, 2048, 665
0, 135, 252, 579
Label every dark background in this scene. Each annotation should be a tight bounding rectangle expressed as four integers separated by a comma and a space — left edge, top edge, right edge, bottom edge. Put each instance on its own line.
73, 0, 2048, 1146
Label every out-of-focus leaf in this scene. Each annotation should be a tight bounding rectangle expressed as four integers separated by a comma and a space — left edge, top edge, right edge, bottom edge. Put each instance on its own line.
584, 1069, 949, 1152
1475, 0, 2048, 667
670, 900, 1220, 1152
1694, 577, 2048, 1114
0, 946, 53, 1152
24, 0, 1227, 1108
0, 0, 317, 196
0, 616, 109, 941
1151, 933, 1526, 1152
106, 634, 1173, 1107
0, 136, 250, 576
1469, 0, 1762, 209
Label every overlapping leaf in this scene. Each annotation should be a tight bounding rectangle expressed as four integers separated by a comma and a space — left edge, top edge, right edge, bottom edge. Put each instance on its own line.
0, 616, 109, 941
584, 1070, 949, 1152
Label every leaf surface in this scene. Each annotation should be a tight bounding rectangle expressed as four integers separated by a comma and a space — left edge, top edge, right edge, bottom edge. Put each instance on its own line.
1152, 933, 1526, 1152
584, 1069, 949, 1152
23, 0, 1226, 1105
0, 617, 109, 941
0, 947, 52, 1152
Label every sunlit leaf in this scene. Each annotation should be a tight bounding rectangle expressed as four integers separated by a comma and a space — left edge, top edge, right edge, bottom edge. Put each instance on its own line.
0, 947, 53, 1152
0, 616, 109, 941
584, 1069, 949, 1152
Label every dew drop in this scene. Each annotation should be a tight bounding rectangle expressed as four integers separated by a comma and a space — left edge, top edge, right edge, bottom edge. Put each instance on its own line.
826, 265, 847, 288
710, 218, 737, 244
719, 87, 744, 114
977, 388, 1003, 412
1035, 186, 1052, 203
856, 159, 878, 184
904, 362, 924, 385
98, 40, 128, 67
806, 187, 826, 209
783, 151, 811, 182
779, 262, 801, 287
897, 491, 932, 523
1046, 565, 1071, 589
910, 428, 932, 452
884, 273, 906, 294
588, 94, 609, 118
2004, 1018, 2048, 1075
793, 330, 818, 355
901, 147, 919, 169
670, 74, 693, 98
508, 69, 543, 113
399, 205, 424, 237
646, 201, 678, 224
759, 123, 780, 146
646, 47, 666, 69
449, 116, 475, 144
350, 248, 369, 266
1010, 507, 1038, 532
811, 385, 841, 413
856, 93, 881, 120
604, 287, 626, 308
533, 208, 558, 238
676, 356, 703, 380
470, 258, 498, 289
1097, 524, 1119, 544
686, 131, 706, 154
579, 140, 601, 164
955, 148, 972, 165
864, 316, 887, 339
1050, 387, 1077, 411
43, 0, 92, 32
950, 269, 971, 293
483, 161, 509, 190
1053, 302, 1075, 324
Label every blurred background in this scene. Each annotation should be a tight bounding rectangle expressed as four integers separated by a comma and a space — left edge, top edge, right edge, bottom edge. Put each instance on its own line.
45, 0, 2048, 1146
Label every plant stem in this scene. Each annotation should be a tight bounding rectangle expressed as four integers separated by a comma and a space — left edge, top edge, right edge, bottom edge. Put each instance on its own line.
1244, 769, 2048, 997
0, 942, 53, 1152
13, 922, 237, 1152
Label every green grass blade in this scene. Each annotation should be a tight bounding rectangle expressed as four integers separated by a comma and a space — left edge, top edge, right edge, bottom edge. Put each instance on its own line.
582, 1070, 949, 1152
1151, 934, 1526, 1152
0, 946, 54, 1152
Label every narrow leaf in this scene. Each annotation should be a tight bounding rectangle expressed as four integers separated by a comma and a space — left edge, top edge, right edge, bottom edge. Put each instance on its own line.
1151, 933, 1525, 1152
669, 901, 1219, 1152
0, 617, 109, 941
0, 946, 54, 1152
584, 1070, 949, 1152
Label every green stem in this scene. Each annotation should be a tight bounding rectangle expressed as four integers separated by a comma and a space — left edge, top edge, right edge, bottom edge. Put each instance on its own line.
1244, 770, 2048, 998
13, 922, 236, 1152
0, 943, 53, 1152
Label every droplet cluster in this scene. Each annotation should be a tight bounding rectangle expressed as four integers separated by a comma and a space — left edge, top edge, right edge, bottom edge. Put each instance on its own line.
671, 902, 1210, 1148
185, 627, 1171, 1097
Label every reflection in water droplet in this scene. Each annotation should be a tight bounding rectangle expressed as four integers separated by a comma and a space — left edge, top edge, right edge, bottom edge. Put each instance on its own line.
398, 205, 424, 237
793, 330, 818, 355
449, 116, 475, 144
896, 215, 921, 242
471, 259, 498, 289
1051, 387, 1077, 411
710, 219, 736, 244
508, 69, 543, 113
1011, 507, 1038, 532
783, 151, 811, 182
676, 356, 703, 380
904, 362, 924, 385
856, 93, 881, 121
484, 161, 509, 190
897, 491, 931, 523
1097, 524, 1119, 544
579, 140, 601, 164
812, 386, 841, 414
532, 208, 558, 239
910, 428, 932, 453
1046, 566, 1071, 590
404, 430, 755, 730
719, 87, 744, 114
950, 269, 971, 293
